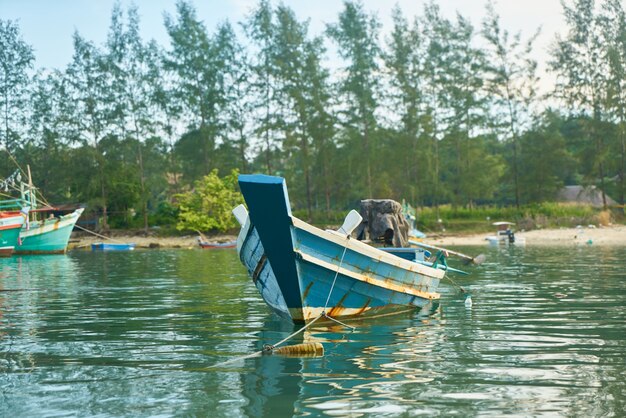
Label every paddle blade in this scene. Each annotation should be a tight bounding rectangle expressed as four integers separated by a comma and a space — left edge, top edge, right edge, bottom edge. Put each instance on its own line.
338, 210, 363, 236
232, 204, 248, 226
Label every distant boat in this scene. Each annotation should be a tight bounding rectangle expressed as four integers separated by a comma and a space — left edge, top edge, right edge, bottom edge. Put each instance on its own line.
486, 221, 525, 246
0, 209, 27, 257
402, 200, 427, 239
1, 167, 84, 255
16, 208, 85, 254
91, 242, 136, 251
198, 240, 236, 249
233, 174, 452, 323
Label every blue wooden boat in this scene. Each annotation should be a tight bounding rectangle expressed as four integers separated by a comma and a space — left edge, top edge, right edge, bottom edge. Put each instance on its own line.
233, 174, 448, 323
91, 242, 136, 251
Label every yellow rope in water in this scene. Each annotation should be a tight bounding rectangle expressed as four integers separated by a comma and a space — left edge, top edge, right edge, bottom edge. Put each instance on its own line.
209, 314, 324, 369
210, 238, 357, 369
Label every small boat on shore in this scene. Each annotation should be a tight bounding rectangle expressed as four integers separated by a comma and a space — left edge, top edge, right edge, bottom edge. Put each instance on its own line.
233, 174, 455, 323
486, 221, 525, 246
199, 240, 236, 249
91, 242, 136, 251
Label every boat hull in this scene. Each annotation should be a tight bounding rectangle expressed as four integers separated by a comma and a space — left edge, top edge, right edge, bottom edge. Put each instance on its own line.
238, 220, 441, 322
0, 211, 27, 257
236, 174, 443, 323
16, 208, 84, 254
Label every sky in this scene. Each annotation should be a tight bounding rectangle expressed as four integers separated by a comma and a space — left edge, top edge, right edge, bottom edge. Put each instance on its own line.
1, 0, 567, 89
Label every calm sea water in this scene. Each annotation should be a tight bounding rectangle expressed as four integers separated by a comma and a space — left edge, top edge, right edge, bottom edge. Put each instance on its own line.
1, 246, 625, 417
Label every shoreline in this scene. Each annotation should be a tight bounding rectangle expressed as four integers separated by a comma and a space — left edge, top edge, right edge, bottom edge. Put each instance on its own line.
67, 224, 626, 250
426, 224, 626, 247
68, 233, 238, 250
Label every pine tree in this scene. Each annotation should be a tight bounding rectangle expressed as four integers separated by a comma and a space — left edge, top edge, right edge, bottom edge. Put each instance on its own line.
0, 20, 34, 151
327, 1, 381, 199
482, 1, 539, 207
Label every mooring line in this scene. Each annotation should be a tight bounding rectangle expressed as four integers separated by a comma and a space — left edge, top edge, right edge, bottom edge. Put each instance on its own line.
73, 224, 125, 244
211, 239, 356, 369
209, 315, 324, 369
323, 313, 355, 331
444, 272, 467, 294
323, 239, 349, 311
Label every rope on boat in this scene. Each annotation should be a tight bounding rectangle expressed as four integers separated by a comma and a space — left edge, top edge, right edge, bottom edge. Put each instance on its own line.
210, 238, 357, 368
443, 272, 467, 294
323, 242, 349, 311
73, 224, 126, 244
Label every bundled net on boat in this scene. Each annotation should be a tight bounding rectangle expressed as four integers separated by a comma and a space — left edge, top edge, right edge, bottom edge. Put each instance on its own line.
354, 199, 410, 247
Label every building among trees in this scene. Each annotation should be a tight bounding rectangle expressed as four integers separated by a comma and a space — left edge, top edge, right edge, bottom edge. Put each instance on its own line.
557, 186, 617, 208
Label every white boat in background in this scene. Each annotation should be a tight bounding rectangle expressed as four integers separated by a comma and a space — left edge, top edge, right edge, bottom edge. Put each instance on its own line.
486, 222, 525, 246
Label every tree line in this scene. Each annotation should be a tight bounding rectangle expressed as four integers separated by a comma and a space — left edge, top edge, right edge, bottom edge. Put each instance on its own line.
1, 0, 625, 232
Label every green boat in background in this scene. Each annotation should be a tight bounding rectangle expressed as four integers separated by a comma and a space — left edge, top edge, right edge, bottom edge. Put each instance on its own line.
1, 168, 84, 255
15, 208, 84, 254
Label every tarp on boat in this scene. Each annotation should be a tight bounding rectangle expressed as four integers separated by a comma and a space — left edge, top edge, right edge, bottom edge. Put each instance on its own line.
354, 199, 410, 247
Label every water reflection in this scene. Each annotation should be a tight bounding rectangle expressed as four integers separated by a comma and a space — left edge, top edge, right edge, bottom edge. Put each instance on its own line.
0, 247, 625, 416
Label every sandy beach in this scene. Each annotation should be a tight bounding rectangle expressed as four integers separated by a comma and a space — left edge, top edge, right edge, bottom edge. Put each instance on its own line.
68, 224, 626, 250
427, 225, 626, 247
68, 233, 238, 250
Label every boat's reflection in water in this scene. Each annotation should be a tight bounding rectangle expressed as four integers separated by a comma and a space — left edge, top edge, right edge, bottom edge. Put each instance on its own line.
0, 253, 80, 283
241, 304, 443, 417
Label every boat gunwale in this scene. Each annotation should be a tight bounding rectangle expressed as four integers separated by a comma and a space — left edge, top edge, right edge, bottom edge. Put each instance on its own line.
19, 208, 83, 238
290, 216, 445, 280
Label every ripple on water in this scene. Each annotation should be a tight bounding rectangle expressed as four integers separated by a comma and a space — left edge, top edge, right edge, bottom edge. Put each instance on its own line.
1, 247, 625, 416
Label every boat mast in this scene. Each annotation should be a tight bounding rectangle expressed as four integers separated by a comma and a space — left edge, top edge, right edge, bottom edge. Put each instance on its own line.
27, 165, 37, 220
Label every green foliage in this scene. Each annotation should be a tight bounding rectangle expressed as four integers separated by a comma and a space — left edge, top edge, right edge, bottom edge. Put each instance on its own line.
327, 1, 381, 198
150, 201, 179, 226
4, 0, 626, 234
416, 202, 598, 233
176, 169, 243, 232
518, 112, 576, 202
0, 19, 35, 150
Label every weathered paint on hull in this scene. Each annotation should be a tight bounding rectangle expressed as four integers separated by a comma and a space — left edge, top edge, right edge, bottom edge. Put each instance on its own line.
16, 208, 84, 255
236, 174, 443, 323
238, 219, 442, 323
0, 226, 21, 253
238, 219, 291, 319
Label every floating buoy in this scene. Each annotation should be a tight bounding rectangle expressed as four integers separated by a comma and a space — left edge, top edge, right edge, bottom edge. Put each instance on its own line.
464, 295, 473, 308
271, 342, 324, 357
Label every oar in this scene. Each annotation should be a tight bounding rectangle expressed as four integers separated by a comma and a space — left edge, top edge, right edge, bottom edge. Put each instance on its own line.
409, 240, 486, 265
